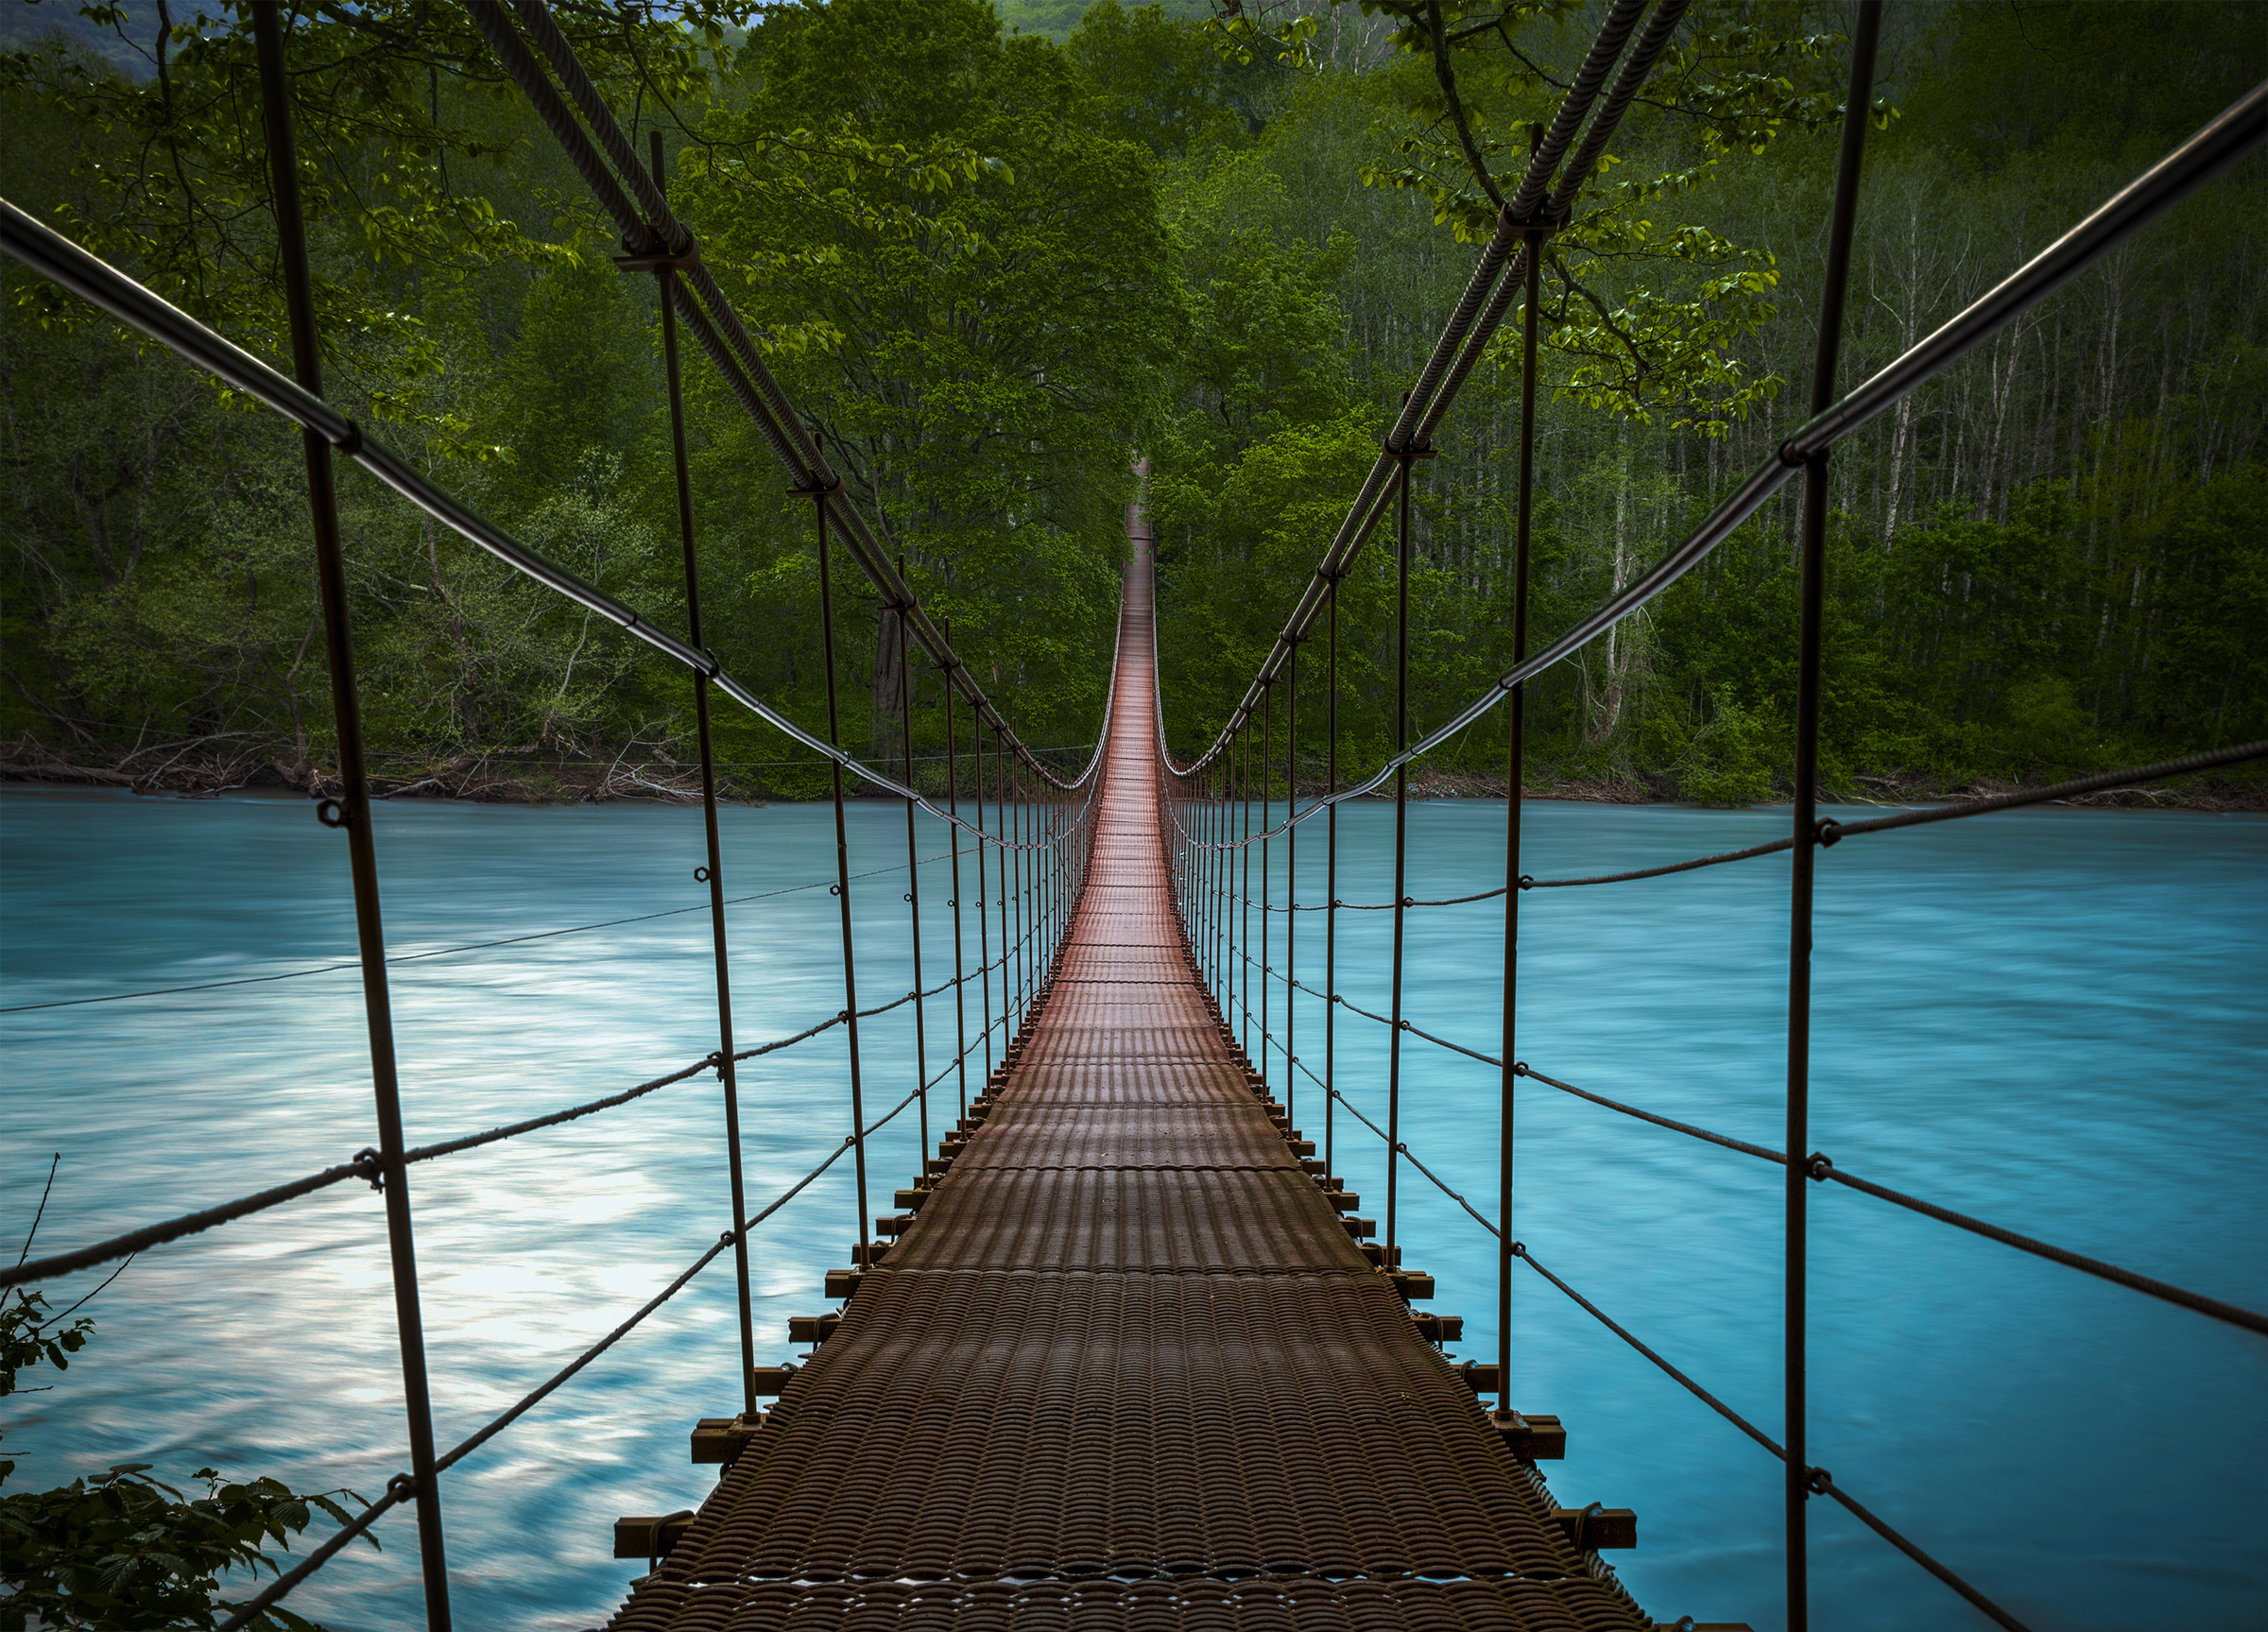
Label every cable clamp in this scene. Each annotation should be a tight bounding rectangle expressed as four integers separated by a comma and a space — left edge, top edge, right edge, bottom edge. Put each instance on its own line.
707, 1051, 727, 1078
386, 1472, 418, 1502
1804, 1151, 1834, 1181
788, 474, 845, 498
1382, 438, 1440, 462
1511, 1061, 1531, 1077
333, 419, 365, 456
1815, 816, 1844, 848
352, 1147, 385, 1192
1518, 873, 1535, 889
314, 798, 351, 830
695, 866, 712, 883
1499, 205, 1570, 237
613, 227, 700, 273
1805, 1466, 1834, 1497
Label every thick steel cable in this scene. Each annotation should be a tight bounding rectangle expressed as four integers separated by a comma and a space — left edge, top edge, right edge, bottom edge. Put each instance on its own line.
1416, 0, 1694, 451
472, 2, 1101, 796
1514, 1062, 1780, 1163
1160, 0, 1662, 777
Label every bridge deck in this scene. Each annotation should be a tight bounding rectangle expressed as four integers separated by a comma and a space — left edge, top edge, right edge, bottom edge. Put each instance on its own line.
609, 552, 1653, 1631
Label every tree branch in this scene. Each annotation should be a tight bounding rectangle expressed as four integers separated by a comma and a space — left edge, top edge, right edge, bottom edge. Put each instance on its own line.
1426, 0, 1505, 211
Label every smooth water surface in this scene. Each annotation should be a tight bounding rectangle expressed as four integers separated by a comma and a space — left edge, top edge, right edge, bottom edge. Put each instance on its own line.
2, 788, 2262, 1631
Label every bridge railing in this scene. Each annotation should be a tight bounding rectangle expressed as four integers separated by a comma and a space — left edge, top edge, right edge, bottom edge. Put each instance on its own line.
0, 5, 1123, 1627
1155, 6, 2266, 1629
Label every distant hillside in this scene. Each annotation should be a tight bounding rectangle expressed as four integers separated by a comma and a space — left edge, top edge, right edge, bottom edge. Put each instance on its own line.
0, 0, 163, 77
998, 0, 1211, 43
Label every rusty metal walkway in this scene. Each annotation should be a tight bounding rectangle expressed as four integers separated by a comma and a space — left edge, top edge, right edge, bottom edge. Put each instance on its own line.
607, 550, 1656, 1632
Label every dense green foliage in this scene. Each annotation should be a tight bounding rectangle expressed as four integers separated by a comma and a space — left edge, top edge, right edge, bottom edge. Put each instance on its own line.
1, 1, 2261, 804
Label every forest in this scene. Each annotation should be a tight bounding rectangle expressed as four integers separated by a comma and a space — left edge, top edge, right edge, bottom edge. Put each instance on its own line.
1, 0, 2262, 807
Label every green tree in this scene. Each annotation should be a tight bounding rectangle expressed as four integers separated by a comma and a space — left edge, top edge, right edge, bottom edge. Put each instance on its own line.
684, 0, 1178, 761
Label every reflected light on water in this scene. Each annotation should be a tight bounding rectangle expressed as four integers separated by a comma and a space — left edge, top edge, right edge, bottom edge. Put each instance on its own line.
2, 786, 2262, 1631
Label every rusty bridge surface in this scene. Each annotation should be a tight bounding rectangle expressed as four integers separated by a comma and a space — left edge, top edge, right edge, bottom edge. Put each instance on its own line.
608, 546, 1658, 1632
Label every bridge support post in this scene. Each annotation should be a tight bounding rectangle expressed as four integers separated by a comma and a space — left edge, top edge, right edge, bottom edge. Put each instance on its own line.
1501, 132, 1552, 1417
643, 131, 758, 1419
1385, 442, 1416, 1267
806, 484, 871, 1254
896, 559, 930, 1161
1785, 9, 1881, 1628
941, 621, 971, 1118
1260, 679, 1274, 1094
1324, 575, 1340, 1177
992, 720, 1010, 1057
1284, 638, 1298, 1132
251, 7, 451, 1623
975, 711, 994, 1084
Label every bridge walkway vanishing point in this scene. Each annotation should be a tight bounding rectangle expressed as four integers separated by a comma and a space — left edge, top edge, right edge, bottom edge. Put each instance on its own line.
607, 546, 1663, 1632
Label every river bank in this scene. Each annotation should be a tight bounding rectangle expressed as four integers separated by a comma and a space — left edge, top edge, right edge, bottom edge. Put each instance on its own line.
9, 733, 2265, 812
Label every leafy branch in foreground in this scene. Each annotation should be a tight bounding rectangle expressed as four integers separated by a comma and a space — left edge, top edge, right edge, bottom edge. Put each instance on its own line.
1, 1166, 371, 1631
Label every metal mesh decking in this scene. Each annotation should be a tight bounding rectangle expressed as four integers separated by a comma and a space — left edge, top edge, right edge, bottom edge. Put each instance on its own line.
606, 560, 1654, 1632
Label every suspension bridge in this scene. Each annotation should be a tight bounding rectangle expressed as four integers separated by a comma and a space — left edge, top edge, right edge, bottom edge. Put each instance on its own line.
2, 4, 2262, 1630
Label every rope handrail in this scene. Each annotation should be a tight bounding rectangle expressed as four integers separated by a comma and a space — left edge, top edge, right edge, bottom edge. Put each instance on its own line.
1288, 1054, 1501, 1243
1510, 1062, 2268, 1335
1237, 951, 2268, 1335
1509, 1243, 2035, 1632
0, 946, 1017, 1293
